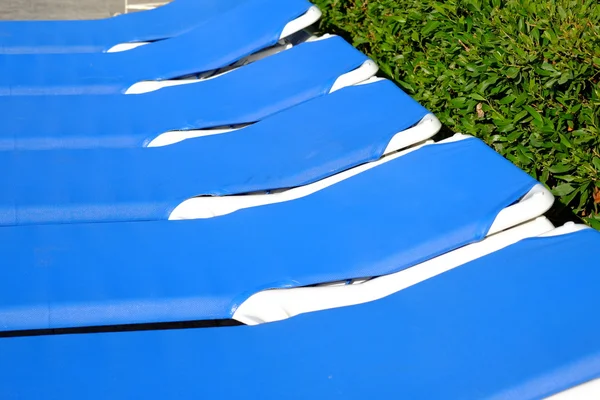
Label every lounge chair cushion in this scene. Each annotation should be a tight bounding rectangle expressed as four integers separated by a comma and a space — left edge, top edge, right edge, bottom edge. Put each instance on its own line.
0, 137, 537, 330
2, 229, 598, 399
0, 37, 368, 150
0, 80, 430, 226
0, 0, 248, 54
0, 0, 312, 95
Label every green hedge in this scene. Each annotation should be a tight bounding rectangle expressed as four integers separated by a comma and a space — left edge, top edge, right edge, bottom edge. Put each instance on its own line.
314, 0, 600, 228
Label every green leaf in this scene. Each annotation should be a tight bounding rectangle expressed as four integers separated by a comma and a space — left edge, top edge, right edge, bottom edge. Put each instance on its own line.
559, 133, 573, 149
498, 94, 516, 104
512, 110, 529, 122
522, 105, 543, 124
379, 62, 393, 78
584, 217, 600, 231
505, 67, 519, 78
541, 62, 558, 73
548, 164, 573, 174
558, 72, 572, 85
557, 6, 567, 19
421, 21, 441, 35
552, 183, 576, 197
560, 185, 580, 206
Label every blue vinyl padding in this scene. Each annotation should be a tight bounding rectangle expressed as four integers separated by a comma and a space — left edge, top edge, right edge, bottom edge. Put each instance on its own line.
0, 80, 429, 226
1, 229, 598, 399
0, 137, 537, 331
0, 37, 368, 150
0, 0, 249, 54
0, 0, 312, 95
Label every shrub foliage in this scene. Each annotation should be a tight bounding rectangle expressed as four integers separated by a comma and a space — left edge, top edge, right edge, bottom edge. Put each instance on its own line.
315, 0, 600, 227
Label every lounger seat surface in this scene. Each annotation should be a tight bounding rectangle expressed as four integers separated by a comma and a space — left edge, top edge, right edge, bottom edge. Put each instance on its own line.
0, 0, 311, 95
0, 0, 247, 54
0, 37, 368, 150
1, 229, 598, 399
0, 137, 537, 331
0, 80, 429, 226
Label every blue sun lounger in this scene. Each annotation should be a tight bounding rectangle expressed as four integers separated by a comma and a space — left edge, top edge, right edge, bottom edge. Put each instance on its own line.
0, 0, 254, 54
0, 0, 314, 95
0, 79, 436, 226
1, 226, 597, 399
0, 136, 546, 331
0, 37, 371, 150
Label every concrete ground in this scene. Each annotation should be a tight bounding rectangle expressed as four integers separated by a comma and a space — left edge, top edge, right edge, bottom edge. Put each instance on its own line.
0, 0, 167, 20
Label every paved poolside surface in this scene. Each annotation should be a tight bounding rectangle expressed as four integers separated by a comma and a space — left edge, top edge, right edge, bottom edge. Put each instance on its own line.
0, 0, 159, 19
